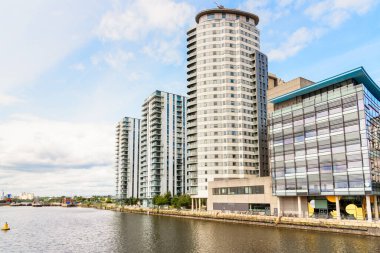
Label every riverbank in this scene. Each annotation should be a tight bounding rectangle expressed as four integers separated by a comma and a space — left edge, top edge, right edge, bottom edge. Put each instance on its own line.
82, 203, 380, 237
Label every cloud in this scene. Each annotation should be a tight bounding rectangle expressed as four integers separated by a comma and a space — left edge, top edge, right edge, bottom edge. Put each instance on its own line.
142, 37, 182, 65
268, 27, 325, 61
0, 115, 115, 195
91, 49, 135, 69
267, 0, 377, 61
97, 0, 195, 41
0, 93, 24, 106
305, 0, 377, 28
70, 63, 86, 71
0, 166, 113, 196
240, 0, 289, 26
0, 1, 108, 91
96, 0, 194, 65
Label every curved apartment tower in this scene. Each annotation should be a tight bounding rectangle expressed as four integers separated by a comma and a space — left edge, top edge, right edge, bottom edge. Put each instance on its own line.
187, 7, 269, 200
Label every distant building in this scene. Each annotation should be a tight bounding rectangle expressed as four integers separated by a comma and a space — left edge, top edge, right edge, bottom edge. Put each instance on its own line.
269, 67, 380, 221
115, 117, 140, 200
187, 7, 269, 206
18, 192, 35, 200
267, 73, 314, 114
139, 90, 187, 206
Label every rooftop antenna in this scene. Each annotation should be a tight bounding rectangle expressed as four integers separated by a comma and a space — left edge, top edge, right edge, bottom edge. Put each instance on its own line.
214, 2, 224, 9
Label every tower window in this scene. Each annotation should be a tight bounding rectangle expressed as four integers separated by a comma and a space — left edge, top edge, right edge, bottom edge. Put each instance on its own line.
207, 14, 215, 20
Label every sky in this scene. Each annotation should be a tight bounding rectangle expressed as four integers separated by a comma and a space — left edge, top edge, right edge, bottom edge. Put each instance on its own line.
0, 0, 380, 197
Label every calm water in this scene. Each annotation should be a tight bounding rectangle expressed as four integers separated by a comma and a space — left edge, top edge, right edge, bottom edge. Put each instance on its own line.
1, 207, 380, 253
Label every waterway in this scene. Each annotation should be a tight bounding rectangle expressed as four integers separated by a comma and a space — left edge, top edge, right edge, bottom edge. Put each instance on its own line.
1, 207, 380, 253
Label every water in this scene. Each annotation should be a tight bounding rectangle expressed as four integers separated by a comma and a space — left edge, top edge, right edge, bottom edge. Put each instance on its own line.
1, 207, 380, 253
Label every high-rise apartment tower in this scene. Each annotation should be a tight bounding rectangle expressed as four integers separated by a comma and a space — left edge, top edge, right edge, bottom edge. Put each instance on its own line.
187, 7, 269, 200
115, 117, 140, 199
139, 91, 187, 206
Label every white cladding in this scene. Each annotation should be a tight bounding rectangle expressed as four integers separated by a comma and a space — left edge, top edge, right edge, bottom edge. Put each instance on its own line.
187, 9, 268, 199
140, 91, 187, 203
115, 117, 140, 199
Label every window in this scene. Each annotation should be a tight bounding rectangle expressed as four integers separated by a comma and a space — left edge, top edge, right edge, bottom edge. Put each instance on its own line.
307, 158, 319, 172
207, 14, 215, 20
334, 175, 348, 188
222, 13, 226, 18
349, 174, 364, 188
249, 203, 270, 212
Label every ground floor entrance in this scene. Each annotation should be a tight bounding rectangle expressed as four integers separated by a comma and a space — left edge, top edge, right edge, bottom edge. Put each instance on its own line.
278, 195, 380, 221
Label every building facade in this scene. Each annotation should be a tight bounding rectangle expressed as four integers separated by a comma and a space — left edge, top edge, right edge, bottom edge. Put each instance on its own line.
187, 7, 269, 202
269, 67, 380, 221
205, 73, 314, 213
115, 117, 140, 199
206, 177, 278, 214
140, 91, 187, 206
267, 74, 314, 114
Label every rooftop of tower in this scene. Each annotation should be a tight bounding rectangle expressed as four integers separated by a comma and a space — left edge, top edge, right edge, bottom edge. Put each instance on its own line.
195, 8, 259, 25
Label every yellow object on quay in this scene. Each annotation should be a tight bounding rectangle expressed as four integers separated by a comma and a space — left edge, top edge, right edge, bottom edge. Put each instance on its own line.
2, 222, 10, 231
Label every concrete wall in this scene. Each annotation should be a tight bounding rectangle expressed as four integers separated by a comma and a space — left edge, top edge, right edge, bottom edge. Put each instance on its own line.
267, 75, 314, 114
207, 177, 278, 214
280, 196, 308, 217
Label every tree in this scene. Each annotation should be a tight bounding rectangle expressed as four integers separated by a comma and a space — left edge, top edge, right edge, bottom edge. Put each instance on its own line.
171, 195, 180, 208
178, 194, 191, 209
163, 192, 172, 205
153, 193, 172, 207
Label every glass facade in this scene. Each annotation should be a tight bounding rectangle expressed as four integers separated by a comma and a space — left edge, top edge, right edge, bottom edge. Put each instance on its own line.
212, 185, 264, 195
269, 78, 380, 196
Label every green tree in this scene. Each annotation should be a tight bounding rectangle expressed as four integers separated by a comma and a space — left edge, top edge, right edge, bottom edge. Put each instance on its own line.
171, 195, 179, 208
178, 194, 191, 209
163, 192, 172, 205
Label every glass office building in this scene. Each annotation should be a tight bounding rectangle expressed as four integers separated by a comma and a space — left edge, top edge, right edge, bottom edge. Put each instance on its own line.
269, 67, 380, 220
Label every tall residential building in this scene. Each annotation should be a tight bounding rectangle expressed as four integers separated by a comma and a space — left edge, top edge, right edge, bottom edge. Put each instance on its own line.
115, 117, 140, 199
204, 74, 314, 213
269, 67, 380, 221
187, 7, 268, 201
139, 91, 187, 206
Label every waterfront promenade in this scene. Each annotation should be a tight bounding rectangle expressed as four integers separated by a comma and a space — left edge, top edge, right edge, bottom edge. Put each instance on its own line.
85, 203, 380, 237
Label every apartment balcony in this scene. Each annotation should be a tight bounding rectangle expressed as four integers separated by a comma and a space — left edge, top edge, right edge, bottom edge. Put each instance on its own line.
187, 39, 196, 48
187, 27, 196, 36
187, 31, 196, 41
187, 63, 196, 73
187, 158, 198, 164
187, 50, 196, 59
187, 100, 197, 108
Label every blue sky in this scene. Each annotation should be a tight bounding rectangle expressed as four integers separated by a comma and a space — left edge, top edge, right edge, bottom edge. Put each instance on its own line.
0, 0, 379, 196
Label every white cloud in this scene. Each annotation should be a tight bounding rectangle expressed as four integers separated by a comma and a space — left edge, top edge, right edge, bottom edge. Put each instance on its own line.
97, 0, 195, 41
70, 63, 86, 71
277, 0, 294, 7
0, 1, 108, 91
142, 37, 182, 65
305, 0, 377, 28
0, 166, 113, 197
267, 0, 377, 61
0, 93, 24, 106
96, 0, 194, 65
268, 27, 325, 61
0, 115, 115, 195
240, 0, 287, 26
92, 50, 135, 69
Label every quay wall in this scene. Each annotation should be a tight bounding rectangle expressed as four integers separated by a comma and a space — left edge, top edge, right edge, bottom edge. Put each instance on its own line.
83, 204, 380, 237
